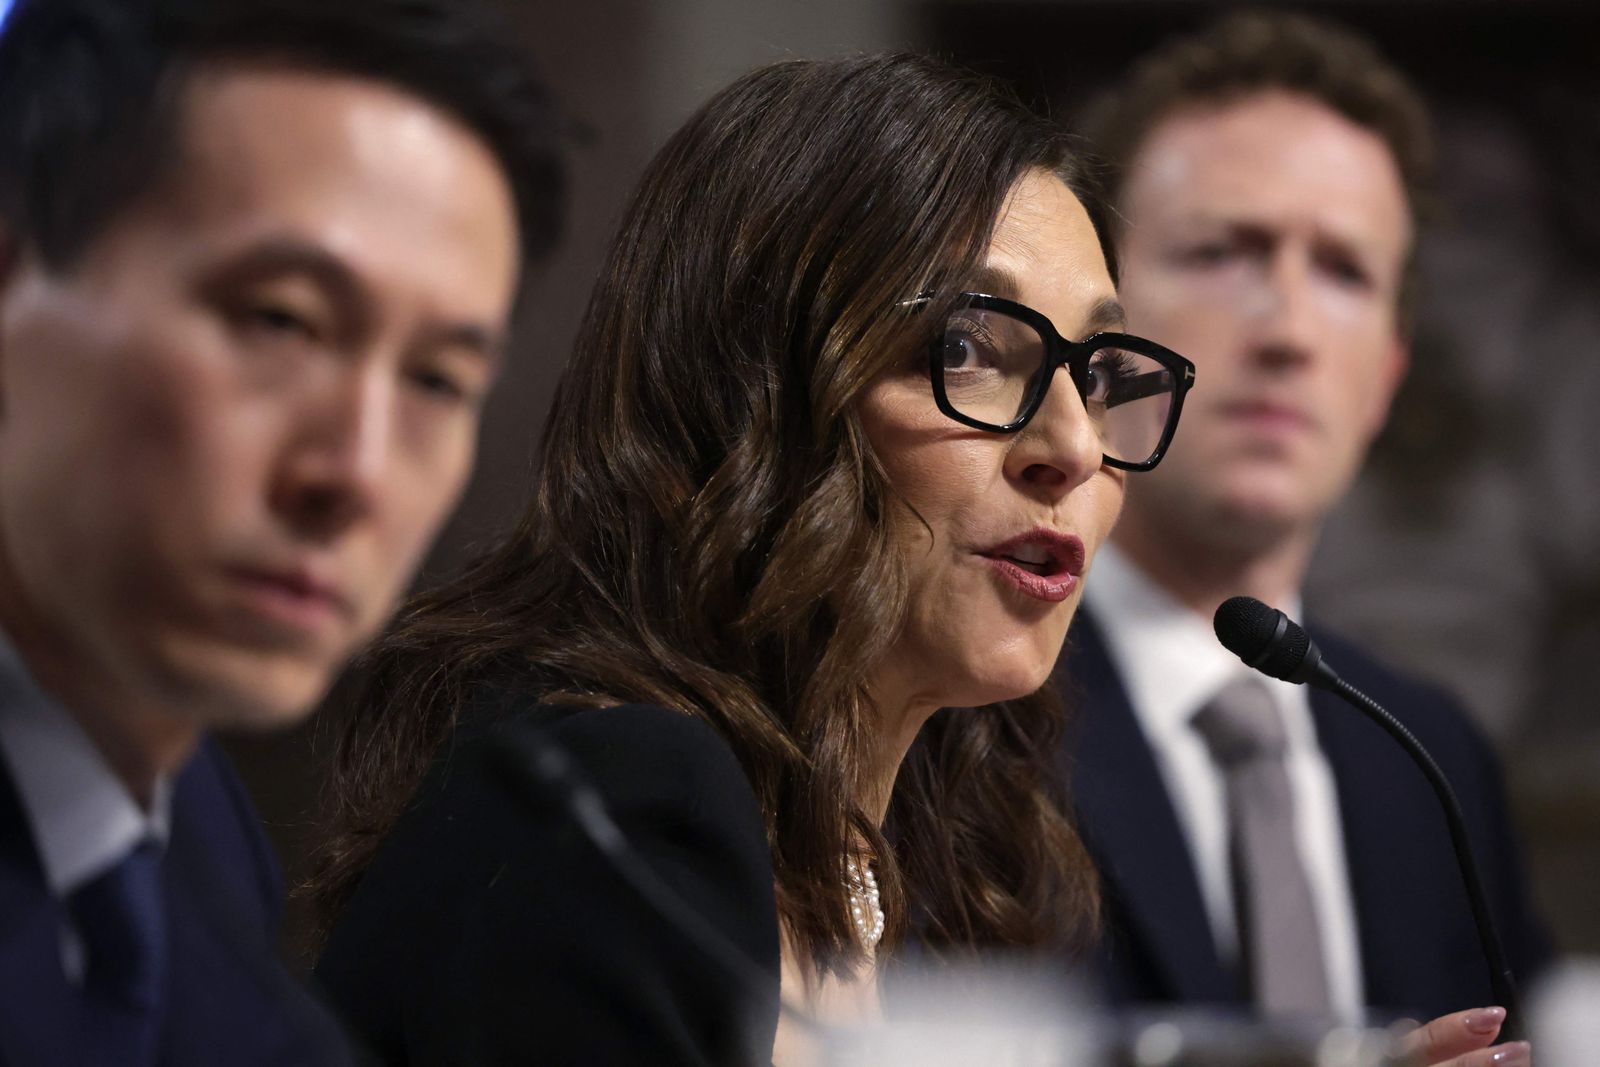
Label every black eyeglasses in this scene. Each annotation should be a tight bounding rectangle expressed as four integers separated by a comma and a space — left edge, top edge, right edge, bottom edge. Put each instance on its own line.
907, 292, 1195, 472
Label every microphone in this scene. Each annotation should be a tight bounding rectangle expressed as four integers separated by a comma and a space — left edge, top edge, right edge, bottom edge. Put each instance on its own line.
1213, 596, 1524, 1041
487, 727, 819, 1044
1211, 595, 1338, 687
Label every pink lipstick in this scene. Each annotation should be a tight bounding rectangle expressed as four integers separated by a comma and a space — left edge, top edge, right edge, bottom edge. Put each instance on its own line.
977, 529, 1085, 603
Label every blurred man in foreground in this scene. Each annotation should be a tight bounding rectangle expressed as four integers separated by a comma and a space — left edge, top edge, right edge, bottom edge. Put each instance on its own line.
0, 0, 563, 1061
1056, 9, 1550, 1047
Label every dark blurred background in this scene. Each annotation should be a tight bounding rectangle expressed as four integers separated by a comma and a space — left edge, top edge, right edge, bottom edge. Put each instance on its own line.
220, 0, 1600, 967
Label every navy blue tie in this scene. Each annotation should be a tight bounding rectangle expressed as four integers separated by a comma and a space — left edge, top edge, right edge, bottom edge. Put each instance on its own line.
69, 838, 168, 1061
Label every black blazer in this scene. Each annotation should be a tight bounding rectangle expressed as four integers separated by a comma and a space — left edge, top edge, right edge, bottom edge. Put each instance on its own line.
0, 738, 351, 1066
316, 699, 781, 1066
1056, 609, 1552, 1022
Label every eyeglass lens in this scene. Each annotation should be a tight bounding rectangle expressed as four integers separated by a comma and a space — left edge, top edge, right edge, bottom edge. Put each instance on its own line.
939, 305, 1177, 465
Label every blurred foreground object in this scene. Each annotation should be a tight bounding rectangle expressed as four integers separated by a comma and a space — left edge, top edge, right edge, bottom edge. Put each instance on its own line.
825, 962, 1404, 1066
1529, 958, 1600, 1067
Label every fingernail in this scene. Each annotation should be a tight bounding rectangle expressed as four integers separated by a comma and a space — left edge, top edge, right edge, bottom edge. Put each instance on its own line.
1490, 1041, 1532, 1066
1465, 1006, 1507, 1034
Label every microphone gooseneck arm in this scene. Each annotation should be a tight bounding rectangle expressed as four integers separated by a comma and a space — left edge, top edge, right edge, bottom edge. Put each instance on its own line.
1318, 673, 1522, 1040
1213, 597, 1523, 1041
489, 728, 822, 1039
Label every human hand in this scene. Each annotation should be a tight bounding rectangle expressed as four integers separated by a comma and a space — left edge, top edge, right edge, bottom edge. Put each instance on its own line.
1395, 1006, 1531, 1066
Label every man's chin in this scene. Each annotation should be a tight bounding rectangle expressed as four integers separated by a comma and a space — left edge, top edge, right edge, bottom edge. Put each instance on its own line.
1140, 470, 1298, 528
1190, 459, 1332, 526
206, 691, 328, 733
148, 642, 347, 732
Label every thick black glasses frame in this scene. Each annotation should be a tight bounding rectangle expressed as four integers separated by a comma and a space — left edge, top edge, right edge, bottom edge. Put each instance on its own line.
916, 292, 1196, 472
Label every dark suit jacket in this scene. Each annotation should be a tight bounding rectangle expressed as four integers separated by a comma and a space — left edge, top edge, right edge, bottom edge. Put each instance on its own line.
0, 737, 351, 1066
1057, 608, 1552, 1022
316, 700, 782, 1066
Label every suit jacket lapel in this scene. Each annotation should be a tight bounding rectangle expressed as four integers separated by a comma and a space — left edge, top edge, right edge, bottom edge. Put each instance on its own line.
0, 761, 94, 1066
1060, 612, 1236, 1004
160, 743, 351, 1066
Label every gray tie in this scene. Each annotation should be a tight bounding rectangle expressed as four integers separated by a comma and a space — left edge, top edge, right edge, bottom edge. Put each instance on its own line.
1192, 677, 1332, 1017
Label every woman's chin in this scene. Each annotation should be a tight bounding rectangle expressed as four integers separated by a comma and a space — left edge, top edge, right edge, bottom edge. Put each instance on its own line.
887, 615, 1072, 711
945, 658, 1058, 709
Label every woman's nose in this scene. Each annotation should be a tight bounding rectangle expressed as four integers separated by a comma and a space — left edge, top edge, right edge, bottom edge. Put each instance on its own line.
1006, 365, 1103, 495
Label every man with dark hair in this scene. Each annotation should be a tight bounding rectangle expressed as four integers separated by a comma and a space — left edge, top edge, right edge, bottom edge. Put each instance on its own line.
0, 0, 563, 1061
1056, 9, 1550, 1039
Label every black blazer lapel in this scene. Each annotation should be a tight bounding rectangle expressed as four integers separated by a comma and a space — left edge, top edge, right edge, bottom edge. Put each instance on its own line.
1058, 612, 1237, 1006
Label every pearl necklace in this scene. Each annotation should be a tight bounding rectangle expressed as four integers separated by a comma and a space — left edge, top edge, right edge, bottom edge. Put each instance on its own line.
845, 858, 884, 949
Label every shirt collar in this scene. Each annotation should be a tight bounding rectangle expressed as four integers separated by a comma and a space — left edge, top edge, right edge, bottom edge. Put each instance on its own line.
0, 630, 170, 896
1083, 542, 1306, 743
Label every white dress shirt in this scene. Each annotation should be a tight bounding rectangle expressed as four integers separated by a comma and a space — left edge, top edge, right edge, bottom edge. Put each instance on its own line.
0, 631, 170, 982
1083, 543, 1365, 1021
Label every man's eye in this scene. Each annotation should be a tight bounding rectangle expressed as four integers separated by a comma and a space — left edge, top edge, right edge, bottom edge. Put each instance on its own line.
409, 368, 471, 404
240, 304, 318, 341
1324, 257, 1372, 289
1182, 242, 1235, 266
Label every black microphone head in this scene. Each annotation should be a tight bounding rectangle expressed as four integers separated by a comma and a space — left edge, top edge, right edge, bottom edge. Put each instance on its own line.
1213, 595, 1313, 682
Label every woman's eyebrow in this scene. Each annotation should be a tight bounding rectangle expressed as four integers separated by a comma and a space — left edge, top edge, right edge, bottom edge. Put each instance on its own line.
967, 264, 1023, 299
1083, 296, 1128, 335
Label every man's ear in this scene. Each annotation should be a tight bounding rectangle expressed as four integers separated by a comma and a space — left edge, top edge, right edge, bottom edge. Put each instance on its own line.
1367, 333, 1410, 436
0, 220, 17, 412
0, 219, 14, 287
0, 217, 21, 304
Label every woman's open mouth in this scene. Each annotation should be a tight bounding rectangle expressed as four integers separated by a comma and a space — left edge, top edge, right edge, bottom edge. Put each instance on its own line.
977, 529, 1085, 603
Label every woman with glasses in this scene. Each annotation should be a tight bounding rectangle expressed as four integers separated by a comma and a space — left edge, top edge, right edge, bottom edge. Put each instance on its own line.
310, 53, 1190, 1065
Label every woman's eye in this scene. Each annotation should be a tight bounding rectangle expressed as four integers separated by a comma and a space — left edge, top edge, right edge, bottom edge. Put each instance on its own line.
940, 328, 998, 372
941, 335, 976, 370
1085, 364, 1108, 401
1085, 350, 1137, 402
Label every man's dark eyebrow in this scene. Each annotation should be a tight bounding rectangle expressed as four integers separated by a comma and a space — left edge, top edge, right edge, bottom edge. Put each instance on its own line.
427, 322, 507, 364
205, 237, 506, 359
207, 237, 369, 312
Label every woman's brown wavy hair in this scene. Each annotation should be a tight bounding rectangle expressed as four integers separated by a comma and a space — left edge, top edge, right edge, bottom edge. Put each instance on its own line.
311, 52, 1108, 979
